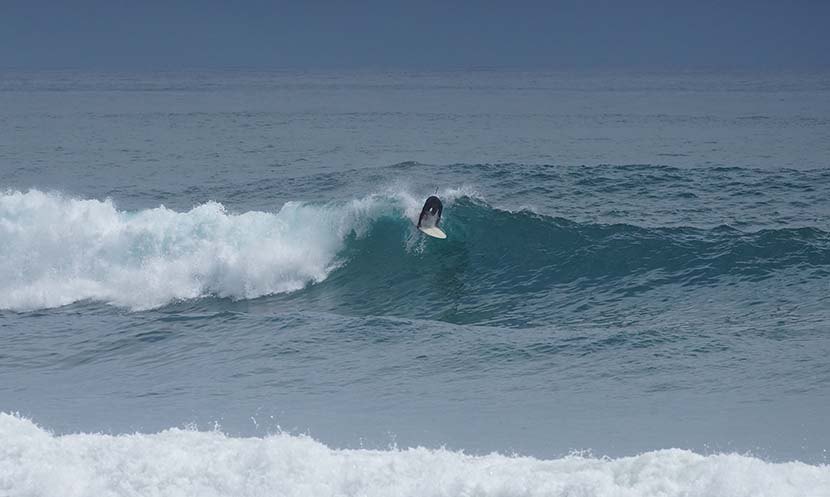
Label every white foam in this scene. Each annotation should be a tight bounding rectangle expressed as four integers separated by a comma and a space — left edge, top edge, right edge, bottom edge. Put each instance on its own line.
0, 190, 400, 311
0, 413, 826, 497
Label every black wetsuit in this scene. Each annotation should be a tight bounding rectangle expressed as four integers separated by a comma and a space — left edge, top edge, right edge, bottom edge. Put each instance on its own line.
417, 195, 443, 228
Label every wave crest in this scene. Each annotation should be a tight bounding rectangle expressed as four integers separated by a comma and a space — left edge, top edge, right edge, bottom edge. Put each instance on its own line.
0, 190, 400, 310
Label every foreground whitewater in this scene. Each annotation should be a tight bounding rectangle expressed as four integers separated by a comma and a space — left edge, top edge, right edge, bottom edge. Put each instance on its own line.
1, 414, 827, 497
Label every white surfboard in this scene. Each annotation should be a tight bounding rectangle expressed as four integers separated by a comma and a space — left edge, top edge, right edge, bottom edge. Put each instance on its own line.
418, 225, 447, 239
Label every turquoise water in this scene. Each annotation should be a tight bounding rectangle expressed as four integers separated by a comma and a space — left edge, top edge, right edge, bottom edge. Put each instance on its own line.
1, 71, 829, 496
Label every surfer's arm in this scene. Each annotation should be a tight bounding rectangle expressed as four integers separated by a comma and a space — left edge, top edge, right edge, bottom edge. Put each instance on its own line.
417, 208, 427, 228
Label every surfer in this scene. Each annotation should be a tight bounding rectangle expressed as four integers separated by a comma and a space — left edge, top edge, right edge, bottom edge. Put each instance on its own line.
417, 195, 443, 228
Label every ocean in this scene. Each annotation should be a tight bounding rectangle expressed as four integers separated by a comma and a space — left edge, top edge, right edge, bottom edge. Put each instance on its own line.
1, 70, 829, 496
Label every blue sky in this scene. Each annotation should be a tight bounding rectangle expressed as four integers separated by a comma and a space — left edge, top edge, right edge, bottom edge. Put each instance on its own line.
2, 0, 828, 70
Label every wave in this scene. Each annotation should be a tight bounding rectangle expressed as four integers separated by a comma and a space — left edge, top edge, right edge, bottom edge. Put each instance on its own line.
1, 413, 826, 497
1, 189, 827, 313
0, 189, 406, 310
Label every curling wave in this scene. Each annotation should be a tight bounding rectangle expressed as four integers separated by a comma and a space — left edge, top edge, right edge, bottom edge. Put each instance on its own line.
0, 189, 410, 311
1, 189, 827, 314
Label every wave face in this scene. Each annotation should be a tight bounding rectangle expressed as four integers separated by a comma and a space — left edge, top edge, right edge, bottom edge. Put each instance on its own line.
1, 413, 827, 497
2, 188, 828, 324
319, 195, 829, 326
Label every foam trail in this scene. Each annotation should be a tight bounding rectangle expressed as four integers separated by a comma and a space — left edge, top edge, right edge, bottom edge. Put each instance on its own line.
0, 414, 826, 497
0, 190, 397, 311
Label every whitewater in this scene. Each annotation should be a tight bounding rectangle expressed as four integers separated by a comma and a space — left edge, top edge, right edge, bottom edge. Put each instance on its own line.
0, 189, 390, 310
0, 187, 489, 311
2, 414, 828, 497
2, 70, 830, 496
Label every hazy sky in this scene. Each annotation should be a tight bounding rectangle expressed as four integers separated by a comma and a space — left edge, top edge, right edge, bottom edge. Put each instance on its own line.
2, 0, 828, 70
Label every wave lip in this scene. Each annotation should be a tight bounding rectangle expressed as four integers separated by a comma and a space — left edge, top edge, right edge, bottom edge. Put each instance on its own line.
1, 413, 827, 497
0, 189, 395, 311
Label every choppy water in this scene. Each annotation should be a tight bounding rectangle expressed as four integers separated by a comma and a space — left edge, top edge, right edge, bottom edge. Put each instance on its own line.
1, 71, 829, 496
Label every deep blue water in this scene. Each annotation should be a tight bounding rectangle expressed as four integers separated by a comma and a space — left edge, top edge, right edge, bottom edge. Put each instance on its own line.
1, 71, 829, 496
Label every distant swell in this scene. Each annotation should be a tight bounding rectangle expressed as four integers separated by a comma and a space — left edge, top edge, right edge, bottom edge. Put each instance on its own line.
1, 189, 828, 313
1, 413, 826, 497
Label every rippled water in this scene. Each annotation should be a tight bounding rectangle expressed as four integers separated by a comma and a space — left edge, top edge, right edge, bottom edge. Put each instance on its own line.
1, 71, 829, 496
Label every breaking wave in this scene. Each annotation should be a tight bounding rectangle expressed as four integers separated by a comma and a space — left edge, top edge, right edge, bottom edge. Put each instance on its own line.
0, 189, 413, 310
1, 188, 827, 313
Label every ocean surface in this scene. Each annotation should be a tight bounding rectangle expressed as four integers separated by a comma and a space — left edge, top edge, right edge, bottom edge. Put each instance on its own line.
1, 70, 830, 496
